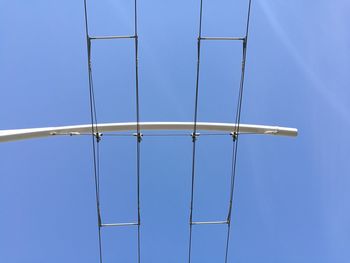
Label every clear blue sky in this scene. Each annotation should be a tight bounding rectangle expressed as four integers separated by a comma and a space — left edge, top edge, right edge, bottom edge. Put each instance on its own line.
1, 0, 350, 262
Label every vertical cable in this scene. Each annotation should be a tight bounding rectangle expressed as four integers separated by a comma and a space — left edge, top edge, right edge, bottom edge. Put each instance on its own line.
188, 1, 204, 262
83, 1, 103, 262
224, 1, 253, 262
134, 0, 141, 262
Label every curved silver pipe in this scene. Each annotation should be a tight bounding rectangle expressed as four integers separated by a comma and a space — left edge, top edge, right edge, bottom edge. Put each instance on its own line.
0, 122, 298, 143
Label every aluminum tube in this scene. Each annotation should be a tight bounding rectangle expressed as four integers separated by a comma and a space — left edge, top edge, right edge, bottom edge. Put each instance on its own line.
191, 221, 228, 225
90, 35, 136, 40
0, 122, 298, 143
200, 37, 245, 41
100, 222, 138, 227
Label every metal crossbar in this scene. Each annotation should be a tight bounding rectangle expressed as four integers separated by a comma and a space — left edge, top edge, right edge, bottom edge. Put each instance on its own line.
101, 223, 139, 227
191, 221, 229, 225
200, 37, 245, 41
90, 35, 136, 40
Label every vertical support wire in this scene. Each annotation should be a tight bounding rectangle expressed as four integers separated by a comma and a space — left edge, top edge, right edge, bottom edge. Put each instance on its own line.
134, 0, 141, 262
83, 1, 103, 262
188, 0, 204, 263
224, 1, 253, 262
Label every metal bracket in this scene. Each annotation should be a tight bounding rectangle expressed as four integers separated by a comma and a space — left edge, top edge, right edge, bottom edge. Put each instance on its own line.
94, 132, 102, 142
133, 132, 143, 142
191, 132, 200, 142
230, 131, 238, 141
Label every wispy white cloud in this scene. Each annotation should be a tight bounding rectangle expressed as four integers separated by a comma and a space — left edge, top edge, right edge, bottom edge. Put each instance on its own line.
257, 0, 350, 122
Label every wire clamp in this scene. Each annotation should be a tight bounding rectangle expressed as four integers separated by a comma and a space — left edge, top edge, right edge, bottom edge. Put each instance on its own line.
191, 132, 200, 142
230, 131, 238, 141
94, 132, 103, 142
133, 132, 143, 142
243, 37, 247, 48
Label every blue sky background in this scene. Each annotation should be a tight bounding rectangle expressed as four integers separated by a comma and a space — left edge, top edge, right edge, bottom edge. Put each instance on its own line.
0, 0, 350, 262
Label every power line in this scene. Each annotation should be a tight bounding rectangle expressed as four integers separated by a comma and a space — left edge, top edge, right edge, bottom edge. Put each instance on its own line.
134, 0, 142, 263
225, 1, 253, 262
83, 1, 103, 262
133, 0, 142, 261
48, 131, 268, 138
188, 0, 204, 262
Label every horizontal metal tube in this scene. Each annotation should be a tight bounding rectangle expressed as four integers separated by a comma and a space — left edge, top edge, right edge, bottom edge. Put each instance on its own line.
0, 122, 298, 143
191, 220, 228, 225
90, 35, 136, 40
100, 222, 138, 227
200, 37, 245, 41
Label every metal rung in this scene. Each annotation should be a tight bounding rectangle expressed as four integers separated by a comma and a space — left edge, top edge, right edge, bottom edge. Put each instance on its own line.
90, 35, 136, 40
200, 37, 245, 41
100, 222, 139, 227
191, 220, 228, 225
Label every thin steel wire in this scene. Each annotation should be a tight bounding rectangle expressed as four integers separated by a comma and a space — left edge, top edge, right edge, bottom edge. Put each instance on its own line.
51, 132, 263, 138
93, 133, 134, 137
224, 1, 253, 262
134, 0, 141, 262
143, 133, 231, 137
188, 0, 204, 262
83, 1, 103, 262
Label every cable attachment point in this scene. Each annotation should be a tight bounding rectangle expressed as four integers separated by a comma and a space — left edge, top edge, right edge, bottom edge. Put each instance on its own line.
191, 132, 200, 142
133, 132, 143, 143
86, 38, 93, 68
97, 213, 102, 227
230, 131, 238, 141
243, 37, 247, 48
94, 132, 103, 143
